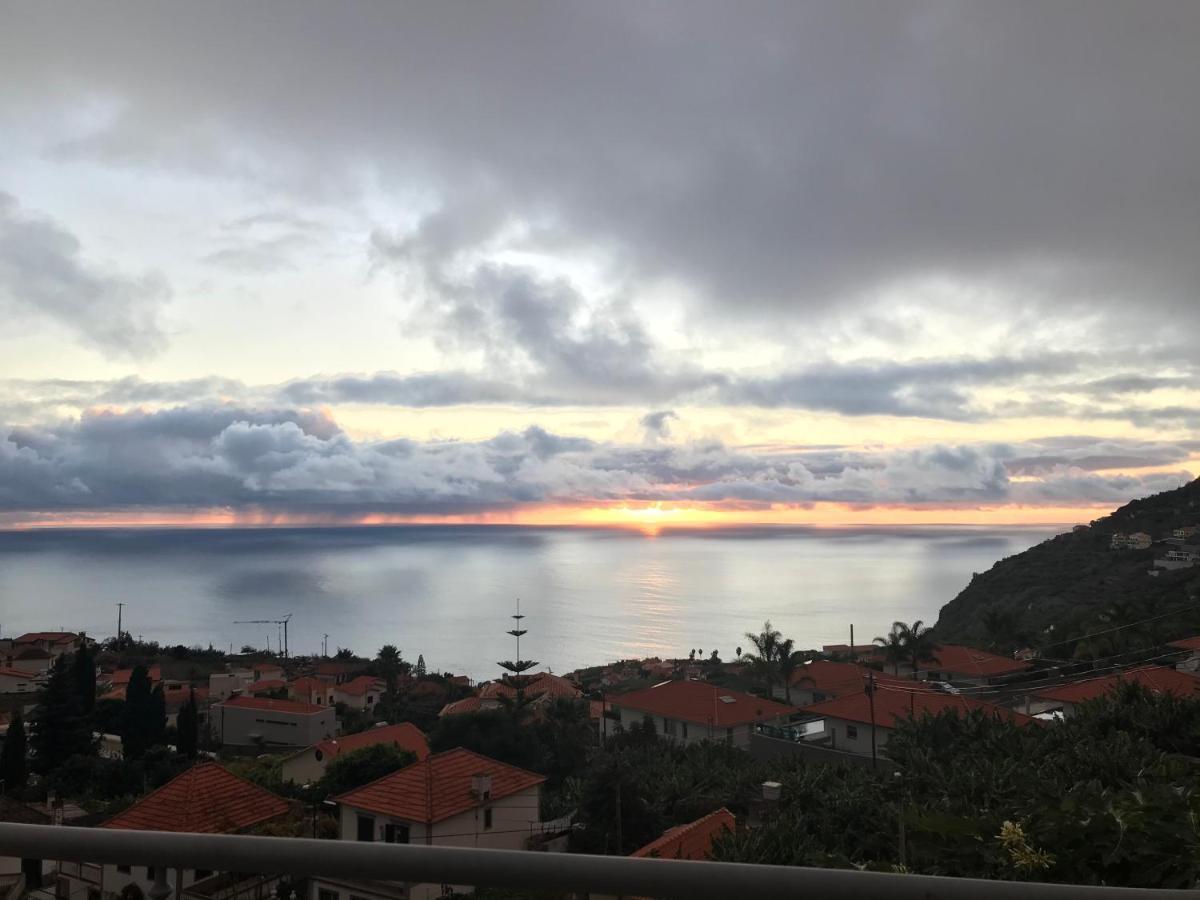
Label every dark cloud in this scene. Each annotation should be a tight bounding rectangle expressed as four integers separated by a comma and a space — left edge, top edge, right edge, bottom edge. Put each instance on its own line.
0, 192, 169, 358
640, 410, 677, 442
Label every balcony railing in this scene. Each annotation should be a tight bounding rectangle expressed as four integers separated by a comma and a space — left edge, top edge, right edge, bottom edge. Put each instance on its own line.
1, 823, 1195, 900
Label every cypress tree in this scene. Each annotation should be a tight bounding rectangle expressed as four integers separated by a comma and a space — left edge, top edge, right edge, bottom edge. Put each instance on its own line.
72, 642, 97, 715
149, 684, 168, 748
29, 653, 95, 774
176, 688, 199, 759
0, 709, 27, 789
121, 665, 153, 759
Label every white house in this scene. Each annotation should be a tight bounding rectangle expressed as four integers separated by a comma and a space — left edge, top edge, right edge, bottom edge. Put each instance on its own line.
208, 670, 252, 700
333, 675, 385, 712
315, 748, 548, 900
212, 695, 335, 748
0, 667, 37, 694
56, 763, 289, 900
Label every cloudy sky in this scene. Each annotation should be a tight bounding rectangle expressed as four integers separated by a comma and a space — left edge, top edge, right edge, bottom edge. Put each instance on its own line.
1, 1, 1198, 529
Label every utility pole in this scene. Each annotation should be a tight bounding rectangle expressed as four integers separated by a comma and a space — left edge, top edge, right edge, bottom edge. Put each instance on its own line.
866, 671, 878, 770
117, 603, 124, 650
850, 623, 854, 654
323, 634, 329, 658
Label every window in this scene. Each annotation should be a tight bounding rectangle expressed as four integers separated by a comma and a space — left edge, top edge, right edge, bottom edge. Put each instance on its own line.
88, 890, 101, 900
117, 865, 131, 874
356, 814, 375, 842
319, 890, 339, 900
846, 725, 859, 740
384, 823, 410, 844
483, 807, 494, 830
662, 717, 676, 736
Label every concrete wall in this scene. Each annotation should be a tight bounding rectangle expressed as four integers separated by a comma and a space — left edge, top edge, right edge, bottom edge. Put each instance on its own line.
213, 703, 335, 748
209, 672, 252, 701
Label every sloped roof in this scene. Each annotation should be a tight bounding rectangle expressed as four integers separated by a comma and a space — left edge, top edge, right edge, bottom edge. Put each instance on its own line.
306, 722, 429, 763
291, 676, 334, 694
1168, 636, 1200, 652
336, 675, 385, 697
0, 797, 52, 825
14, 632, 78, 645
801, 685, 1036, 728
103, 763, 289, 833
0, 667, 34, 679
244, 679, 288, 694
218, 695, 326, 715
14, 648, 52, 660
109, 665, 162, 686
788, 660, 921, 693
613, 680, 798, 727
631, 808, 736, 860
930, 645, 1032, 678
439, 696, 484, 717
1034, 666, 1200, 704
335, 748, 544, 824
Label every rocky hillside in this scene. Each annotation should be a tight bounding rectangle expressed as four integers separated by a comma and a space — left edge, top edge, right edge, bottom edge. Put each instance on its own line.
934, 478, 1200, 648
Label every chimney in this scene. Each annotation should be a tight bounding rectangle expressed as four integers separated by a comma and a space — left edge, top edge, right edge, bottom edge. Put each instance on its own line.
471, 773, 492, 801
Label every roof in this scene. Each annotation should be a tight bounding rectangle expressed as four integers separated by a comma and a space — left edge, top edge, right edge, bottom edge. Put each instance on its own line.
163, 685, 209, 711
103, 763, 289, 833
439, 696, 484, 716
1168, 636, 1200, 652
292, 676, 334, 694
788, 660, 917, 693
1034, 666, 1200, 705
613, 680, 798, 727
304, 723, 429, 763
218, 695, 326, 715
336, 675, 384, 697
244, 679, 288, 694
0, 797, 52, 825
800, 686, 1036, 729
109, 665, 162, 686
14, 648, 52, 660
0, 667, 34, 679
336, 747, 544, 824
631, 808, 736, 860
254, 662, 284, 672
14, 632, 78, 645
929, 645, 1033, 678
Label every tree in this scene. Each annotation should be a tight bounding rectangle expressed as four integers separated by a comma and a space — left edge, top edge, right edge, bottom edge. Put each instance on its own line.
72, 641, 97, 715
415, 654, 427, 678
317, 744, 417, 798
177, 688, 199, 758
121, 665, 156, 759
334, 647, 356, 661
874, 623, 907, 675
377, 644, 403, 695
150, 684, 168, 747
0, 709, 27, 789
897, 620, 938, 676
29, 653, 95, 774
743, 621, 782, 694
775, 639, 803, 704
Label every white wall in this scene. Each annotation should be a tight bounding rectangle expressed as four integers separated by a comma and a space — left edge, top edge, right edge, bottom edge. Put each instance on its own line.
821, 716, 891, 756
214, 704, 335, 747
612, 705, 757, 749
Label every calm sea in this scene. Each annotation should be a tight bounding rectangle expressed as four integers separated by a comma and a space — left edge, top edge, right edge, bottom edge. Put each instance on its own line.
0, 524, 1055, 680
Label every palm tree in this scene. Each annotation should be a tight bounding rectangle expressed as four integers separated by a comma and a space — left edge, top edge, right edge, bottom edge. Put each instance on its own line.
377, 644, 402, 695
775, 638, 805, 704
743, 621, 782, 694
874, 623, 907, 675
897, 620, 938, 676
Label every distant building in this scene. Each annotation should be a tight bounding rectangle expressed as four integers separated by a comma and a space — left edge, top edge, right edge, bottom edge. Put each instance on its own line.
1111, 532, 1153, 550
609, 680, 797, 749
319, 748, 550, 900
1174, 526, 1199, 540
1169, 636, 1200, 673
631, 807, 735, 860
775, 660, 909, 706
0, 667, 37, 694
439, 672, 582, 718
253, 662, 285, 682
290, 676, 338, 706
281, 722, 430, 785
212, 695, 335, 748
209, 669, 253, 700
5, 648, 52, 677
10, 632, 89, 663
1026, 666, 1200, 718
333, 675, 386, 711
919, 645, 1034, 686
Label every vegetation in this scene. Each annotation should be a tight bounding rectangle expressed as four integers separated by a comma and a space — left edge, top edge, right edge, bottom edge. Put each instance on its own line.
121, 665, 166, 760
29, 653, 95, 774
316, 743, 417, 798
176, 688, 200, 759
0, 709, 27, 790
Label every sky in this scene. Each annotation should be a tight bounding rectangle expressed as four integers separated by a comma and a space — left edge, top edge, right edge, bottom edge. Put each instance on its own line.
1, 1, 1198, 529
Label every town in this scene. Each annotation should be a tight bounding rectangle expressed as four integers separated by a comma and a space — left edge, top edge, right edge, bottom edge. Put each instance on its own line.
3, 596, 1200, 899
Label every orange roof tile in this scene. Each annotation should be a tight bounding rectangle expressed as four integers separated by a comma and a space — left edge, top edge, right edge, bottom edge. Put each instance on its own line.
1168, 636, 1200, 652
337, 675, 385, 697
310, 723, 429, 762
109, 665, 162, 687
788, 660, 920, 693
929, 645, 1032, 678
439, 696, 484, 717
244, 679, 288, 694
800, 686, 1035, 728
14, 632, 78, 645
335, 748, 544, 824
291, 676, 334, 693
631, 808, 736, 860
613, 681, 798, 727
1034, 666, 1200, 704
103, 763, 289, 833
219, 695, 326, 715
254, 662, 284, 672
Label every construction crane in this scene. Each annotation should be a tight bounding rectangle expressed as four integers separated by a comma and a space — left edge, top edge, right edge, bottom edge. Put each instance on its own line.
233, 613, 292, 658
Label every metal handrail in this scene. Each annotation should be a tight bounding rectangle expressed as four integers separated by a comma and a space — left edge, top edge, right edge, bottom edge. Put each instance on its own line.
1, 823, 1195, 900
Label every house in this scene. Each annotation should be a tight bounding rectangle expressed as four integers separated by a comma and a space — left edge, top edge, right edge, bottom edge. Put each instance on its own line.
608, 680, 798, 749
1169, 636, 1200, 673
919, 645, 1033, 686
1174, 526, 1199, 540
161, 685, 209, 728
56, 763, 290, 900
0, 667, 37, 694
212, 695, 335, 748
797, 688, 1035, 757
209, 669, 253, 700
775, 660, 914, 706
6, 648, 52, 677
10, 631, 88, 662
291, 676, 338, 706
1155, 545, 1200, 570
1026, 666, 1200, 718
253, 662, 285, 682
318, 748, 547, 900
820, 643, 879, 662
105, 665, 163, 690
1110, 532, 1153, 550
316, 660, 369, 684
282, 722, 430, 785
334, 675, 386, 711
632, 807, 735, 860
438, 672, 582, 718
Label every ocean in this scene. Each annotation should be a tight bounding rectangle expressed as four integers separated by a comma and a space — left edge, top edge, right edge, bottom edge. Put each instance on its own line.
0, 524, 1056, 680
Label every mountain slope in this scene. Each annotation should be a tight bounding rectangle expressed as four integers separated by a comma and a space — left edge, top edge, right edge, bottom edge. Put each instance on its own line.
934, 478, 1200, 649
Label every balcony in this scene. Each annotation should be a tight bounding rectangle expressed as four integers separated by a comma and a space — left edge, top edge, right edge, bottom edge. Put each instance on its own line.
1, 822, 1195, 900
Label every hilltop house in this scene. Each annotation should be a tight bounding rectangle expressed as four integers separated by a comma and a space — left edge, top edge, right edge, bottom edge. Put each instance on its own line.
318, 748, 551, 900
212, 695, 335, 748
1025, 666, 1200, 718
56, 763, 290, 900
10, 632, 89, 663
333, 675, 386, 712
1110, 532, 1153, 550
281, 722, 430, 785
797, 688, 1036, 757
290, 676, 338, 707
608, 680, 797, 749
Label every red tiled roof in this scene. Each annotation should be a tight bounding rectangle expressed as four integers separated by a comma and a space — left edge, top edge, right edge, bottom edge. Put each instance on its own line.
788, 660, 919, 693
1034, 666, 1200, 705
336, 748, 544, 824
292, 676, 334, 693
613, 681, 798, 727
245, 679, 288, 694
929, 645, 1032, 678
0, 667, 34, 679
439, 696, 483, 717
103, 763, 289, 833
631, 808, 736, 860
14, 632, 78, 645
14, 648, 51, 660
800, 686, 1035, 728
254, 662, 284, 672
109, 665, 162, 687
337, 675, 384, 697
219, 695, 326, 716
1168, 636, 1200, 652
310, 723, 429, 762
163, 686, 209, 711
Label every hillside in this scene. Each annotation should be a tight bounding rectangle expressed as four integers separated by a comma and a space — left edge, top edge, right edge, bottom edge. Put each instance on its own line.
934, 478, 1200, 649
